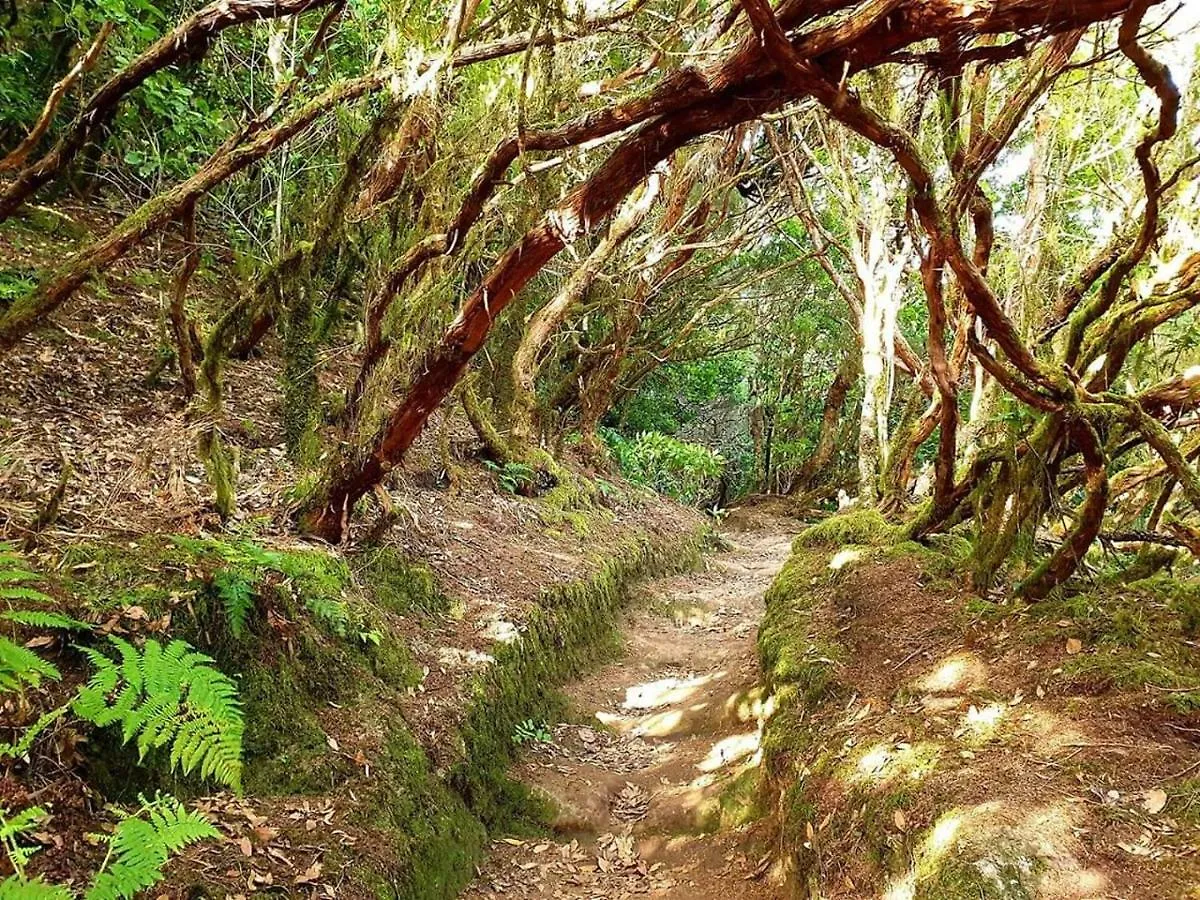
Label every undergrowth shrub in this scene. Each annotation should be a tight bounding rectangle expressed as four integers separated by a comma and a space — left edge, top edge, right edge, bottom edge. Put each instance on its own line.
603, 429, 724, 506
1, 794, 217, 900
73, 637, 245, 792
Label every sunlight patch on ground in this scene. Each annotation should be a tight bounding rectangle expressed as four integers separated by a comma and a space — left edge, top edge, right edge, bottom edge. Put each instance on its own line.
623, 673, 723, 710
846, 740, 942, 786
956, 702, 1007, 743
915, 651, 988, 693
881, 799, 1102, 899
698, 731, 761, 772
724, 686, 774, 723
829, 548, 863, 571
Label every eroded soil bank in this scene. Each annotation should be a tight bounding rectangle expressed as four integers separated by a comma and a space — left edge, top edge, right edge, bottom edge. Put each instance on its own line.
464, 516, 798, 899
760, 521, 1200, 899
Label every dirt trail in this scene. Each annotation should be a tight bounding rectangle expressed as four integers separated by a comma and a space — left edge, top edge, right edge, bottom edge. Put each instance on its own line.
463, 521, 796, 899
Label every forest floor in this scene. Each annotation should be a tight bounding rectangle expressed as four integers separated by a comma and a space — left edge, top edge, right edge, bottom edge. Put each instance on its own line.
463, 511, 798, 899
761, 531, 1200, 899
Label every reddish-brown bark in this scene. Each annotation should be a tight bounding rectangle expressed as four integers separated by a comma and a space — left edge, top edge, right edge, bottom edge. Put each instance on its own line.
303, 0, 1160, 540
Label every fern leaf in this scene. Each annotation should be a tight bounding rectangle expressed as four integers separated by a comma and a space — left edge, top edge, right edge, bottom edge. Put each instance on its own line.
0, 637, 61, 694
74, 638, 243, 791
0, 875, 73, 899
84, 796, 218, 900
0, 587, 53, 604
0, 611, 90, 631
0, 706, 67, 762
211, 570, 254, 639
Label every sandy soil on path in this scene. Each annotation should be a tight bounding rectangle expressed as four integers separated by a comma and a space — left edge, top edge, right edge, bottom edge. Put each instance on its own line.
462, 520, 798, 900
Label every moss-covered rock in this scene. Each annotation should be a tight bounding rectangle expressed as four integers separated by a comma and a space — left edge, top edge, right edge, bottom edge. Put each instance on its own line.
795, 508, 900, 549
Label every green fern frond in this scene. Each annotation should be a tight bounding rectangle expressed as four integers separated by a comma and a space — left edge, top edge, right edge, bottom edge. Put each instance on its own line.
0, 546, 52, 607
0, 706, 67, 762
84, 795, 218, 900
0, 637, 60, 694
0, 876, 73, 899
0, 588, 53, 605
211, 570, 254, 639
0, 611, 90, 631
72, 638, 244, 791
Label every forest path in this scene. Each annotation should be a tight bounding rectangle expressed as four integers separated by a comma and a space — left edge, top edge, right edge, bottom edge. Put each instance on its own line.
462, 518, 797, 899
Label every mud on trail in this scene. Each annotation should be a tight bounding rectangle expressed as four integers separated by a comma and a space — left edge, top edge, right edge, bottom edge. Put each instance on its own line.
463, 519, 798, 899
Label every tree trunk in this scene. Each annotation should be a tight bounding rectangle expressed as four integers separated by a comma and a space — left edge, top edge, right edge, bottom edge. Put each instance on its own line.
792, 348, 859, 493
168, 200, 201, 401
509, 172, 663, 450
0, 73, 384, 355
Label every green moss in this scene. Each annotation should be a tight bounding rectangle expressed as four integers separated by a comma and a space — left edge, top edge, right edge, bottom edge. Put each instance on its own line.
357, 548, 448, 616
197, 428, 239, 519
1172, 777, 1200, 825
451, 531, 704, 833
353, 725, 488, 900
714, 766, 766, 829
916, 855, 1037, 899
795, 509, 900, 549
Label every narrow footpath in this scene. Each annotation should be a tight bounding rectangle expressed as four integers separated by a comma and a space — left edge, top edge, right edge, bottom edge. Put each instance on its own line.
463, 519, 796, 899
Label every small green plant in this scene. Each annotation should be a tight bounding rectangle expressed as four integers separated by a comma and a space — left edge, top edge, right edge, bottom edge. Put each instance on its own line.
484, 460, 536, 495
0, 544, 64, 696
603, 430, 724, 505
0, 794, 218, 900
210, 569, 254, 639
512, 718, 553, 745
73, 637, 245, 792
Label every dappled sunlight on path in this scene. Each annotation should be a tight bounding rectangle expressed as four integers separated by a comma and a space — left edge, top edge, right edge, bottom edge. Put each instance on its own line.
463, 522, 797, 899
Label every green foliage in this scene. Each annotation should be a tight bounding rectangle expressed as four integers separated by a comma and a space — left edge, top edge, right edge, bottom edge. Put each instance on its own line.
0, 611, 90, 631
0, 638, 60, 695
0, 545, 65, 695
0, 707, 68, 763
0, 805, 48, 878
604, 430, 724, 505
86, 795, 218, 900
0, 794, 217, 900
511, 718, 552, 745
484, 460, 536, 494
73, 637, 244, 792
210, 569, 254, 639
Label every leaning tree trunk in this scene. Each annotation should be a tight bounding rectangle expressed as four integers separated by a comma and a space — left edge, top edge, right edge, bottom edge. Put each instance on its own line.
0, 74, 384, 355
792, 348, 860, 495
508, 172, 663, 451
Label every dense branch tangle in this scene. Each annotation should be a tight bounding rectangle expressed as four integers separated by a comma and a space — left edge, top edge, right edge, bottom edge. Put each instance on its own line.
300, 0, 1169, 539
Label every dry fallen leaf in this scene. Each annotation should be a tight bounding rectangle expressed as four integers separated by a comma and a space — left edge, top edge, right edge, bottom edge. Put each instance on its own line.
893, 809, 907, 831
1065, 638, 1083, 655
1142, 788, 1168, 815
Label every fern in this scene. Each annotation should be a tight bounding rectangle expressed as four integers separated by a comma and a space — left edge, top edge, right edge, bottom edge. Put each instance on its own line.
0, 805, 47, 877
0, 706, 67, 762
85, 795, 218, 900
0, 547, 50, 606
0, 876, 73, 899
0, 637, 60, 695
210, 570, 253, 639
73, 638, 244, 791
0, 611, 90, 631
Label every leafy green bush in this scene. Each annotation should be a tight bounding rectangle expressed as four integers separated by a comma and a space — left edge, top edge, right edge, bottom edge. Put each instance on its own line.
604, 430, 724, 505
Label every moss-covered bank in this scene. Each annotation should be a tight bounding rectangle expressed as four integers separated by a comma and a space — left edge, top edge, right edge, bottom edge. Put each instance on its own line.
51, 525, 706, 898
